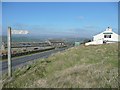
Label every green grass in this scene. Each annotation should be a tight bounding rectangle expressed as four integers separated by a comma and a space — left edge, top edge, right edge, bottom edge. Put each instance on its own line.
2, 43, 119, 88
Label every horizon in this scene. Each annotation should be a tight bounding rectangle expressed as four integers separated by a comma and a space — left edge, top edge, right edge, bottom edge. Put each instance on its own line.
2, 2, 118, 38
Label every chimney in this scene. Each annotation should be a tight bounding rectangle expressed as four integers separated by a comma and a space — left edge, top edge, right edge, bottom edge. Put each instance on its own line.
106, 27, 112, 31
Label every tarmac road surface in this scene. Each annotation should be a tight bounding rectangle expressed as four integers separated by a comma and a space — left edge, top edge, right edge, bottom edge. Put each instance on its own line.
0, 47, 69, 73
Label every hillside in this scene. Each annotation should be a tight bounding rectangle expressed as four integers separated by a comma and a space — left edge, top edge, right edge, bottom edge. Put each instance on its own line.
3, 43, 119, 88
1, 36, 46, 43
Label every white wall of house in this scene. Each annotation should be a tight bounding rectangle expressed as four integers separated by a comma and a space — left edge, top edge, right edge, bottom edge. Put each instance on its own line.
85, 40, 103, 46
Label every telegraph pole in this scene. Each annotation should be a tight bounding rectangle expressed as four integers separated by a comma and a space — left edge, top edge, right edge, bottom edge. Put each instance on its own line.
8, 27, 12, 77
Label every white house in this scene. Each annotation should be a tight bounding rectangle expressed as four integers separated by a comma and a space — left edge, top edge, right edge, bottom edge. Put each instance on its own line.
1, 42, 5, 51
85, 27, 120, 46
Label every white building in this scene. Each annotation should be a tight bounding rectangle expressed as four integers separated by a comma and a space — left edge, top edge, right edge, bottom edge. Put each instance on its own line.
85, 27, 120, 46
1, 42, 5, 51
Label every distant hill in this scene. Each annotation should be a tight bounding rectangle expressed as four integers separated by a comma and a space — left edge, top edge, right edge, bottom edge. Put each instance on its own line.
1, 35, 90, 44
1, 36, 45, 42
63, 37, 92, 44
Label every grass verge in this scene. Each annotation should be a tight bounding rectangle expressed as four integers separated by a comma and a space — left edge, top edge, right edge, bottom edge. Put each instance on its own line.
2, 43, 119, 88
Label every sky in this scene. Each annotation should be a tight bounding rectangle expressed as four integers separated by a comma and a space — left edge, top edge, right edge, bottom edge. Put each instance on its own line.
2, 2, 118, 38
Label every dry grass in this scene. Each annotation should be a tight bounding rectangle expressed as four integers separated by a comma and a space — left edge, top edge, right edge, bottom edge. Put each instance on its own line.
3, 43, 119, 88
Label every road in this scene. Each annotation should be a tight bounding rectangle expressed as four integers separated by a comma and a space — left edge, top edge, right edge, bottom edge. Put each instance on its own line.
0, 47, 69, 73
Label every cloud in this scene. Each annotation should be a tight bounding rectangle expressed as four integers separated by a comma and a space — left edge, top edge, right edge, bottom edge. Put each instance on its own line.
67, 26, 101, 38
12, 23, 30, 30
5, 23, 100, 38
30, 27, 76, 37
77, 16, 84, 20
84, 25, 97, 29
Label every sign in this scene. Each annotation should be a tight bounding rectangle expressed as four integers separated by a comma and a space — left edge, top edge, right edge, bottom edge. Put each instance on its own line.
75, 42, 80, 46
11, 30, 29, 34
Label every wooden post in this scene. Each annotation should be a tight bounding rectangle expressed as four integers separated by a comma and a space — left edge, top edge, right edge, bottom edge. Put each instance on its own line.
8, 27, 12, 77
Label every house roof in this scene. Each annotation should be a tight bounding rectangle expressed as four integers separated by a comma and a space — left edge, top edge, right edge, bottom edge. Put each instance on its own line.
93, 27, 118, 37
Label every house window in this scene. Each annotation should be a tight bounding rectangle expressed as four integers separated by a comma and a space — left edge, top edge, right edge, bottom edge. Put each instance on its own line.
104, 35, 111, 38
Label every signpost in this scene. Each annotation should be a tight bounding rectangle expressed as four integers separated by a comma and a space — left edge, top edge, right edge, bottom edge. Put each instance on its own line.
8, 27, 12, 77
7, 27, 29, 77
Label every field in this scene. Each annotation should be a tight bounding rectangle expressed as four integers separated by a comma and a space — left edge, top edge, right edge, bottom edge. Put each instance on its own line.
2, 43, 119, 88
